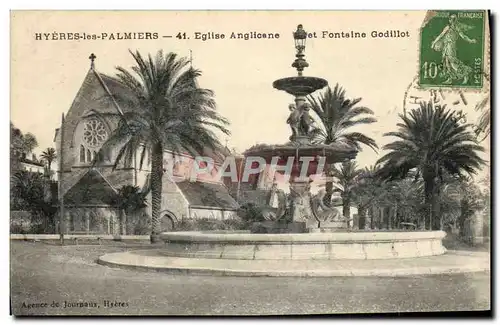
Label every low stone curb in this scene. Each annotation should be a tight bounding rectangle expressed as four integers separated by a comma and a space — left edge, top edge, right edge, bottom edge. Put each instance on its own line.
97, 250, 490, 277
10, 234, 150, 241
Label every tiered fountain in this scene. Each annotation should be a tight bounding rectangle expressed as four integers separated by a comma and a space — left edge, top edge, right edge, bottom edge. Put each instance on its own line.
99, 25, 447, 275
158, 25, 446, 261
244, 23, 357, 233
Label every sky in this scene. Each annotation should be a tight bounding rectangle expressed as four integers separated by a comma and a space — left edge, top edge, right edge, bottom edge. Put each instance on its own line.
10, 10, 490, 181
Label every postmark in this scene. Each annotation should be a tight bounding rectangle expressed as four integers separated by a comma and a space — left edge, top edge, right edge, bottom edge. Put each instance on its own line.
419, 10, 486, 89
403, 73, 490, 141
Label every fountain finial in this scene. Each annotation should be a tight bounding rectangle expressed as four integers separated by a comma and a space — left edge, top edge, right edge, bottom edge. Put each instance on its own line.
292, 24, 309, 76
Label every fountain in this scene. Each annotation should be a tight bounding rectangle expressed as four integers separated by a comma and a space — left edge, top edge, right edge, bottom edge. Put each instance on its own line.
99, 25, 448, 276
158, 24, 446, 261
244, 23, 357, 233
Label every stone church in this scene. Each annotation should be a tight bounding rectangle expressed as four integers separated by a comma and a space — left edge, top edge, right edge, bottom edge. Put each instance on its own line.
54, 55, 239, 235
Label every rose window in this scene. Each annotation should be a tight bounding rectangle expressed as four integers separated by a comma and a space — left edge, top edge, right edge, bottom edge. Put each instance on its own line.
83, 118, 108, 147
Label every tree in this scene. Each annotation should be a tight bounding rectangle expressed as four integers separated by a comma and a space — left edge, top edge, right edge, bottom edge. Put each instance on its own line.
383, 177, 424, 229
377, 102, 486, 230
351, 165, 405, 230
10, 123, 39, 159
41, 147, 57, 177
10, 122, 25, 173
436, 175, 485, 237
307, 84, 378, 206
329, 160, 363, 223
351, 164, 385, 229
11, 170, 56, 233
113, 185, 148, 235
22, 133, 38, 155
100, 50, 230, 243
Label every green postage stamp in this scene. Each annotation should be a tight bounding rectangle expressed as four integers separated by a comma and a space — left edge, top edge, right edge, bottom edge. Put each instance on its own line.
419, 10, 486, 89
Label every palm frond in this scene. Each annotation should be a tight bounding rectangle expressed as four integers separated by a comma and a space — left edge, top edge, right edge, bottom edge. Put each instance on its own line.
307, 84, 377, 152
378, 100, 486, 184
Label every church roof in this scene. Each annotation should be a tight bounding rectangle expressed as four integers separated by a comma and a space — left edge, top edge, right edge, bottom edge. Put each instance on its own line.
60, 168, 89, 198
60, 167, 134, 200
93, 70, 138, 115
176, 181, 239, 210
19, 158, 44, 167
63, 168, 117, 206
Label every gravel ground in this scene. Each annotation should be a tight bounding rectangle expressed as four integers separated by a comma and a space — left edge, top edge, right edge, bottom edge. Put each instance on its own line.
10, 241, 491, 316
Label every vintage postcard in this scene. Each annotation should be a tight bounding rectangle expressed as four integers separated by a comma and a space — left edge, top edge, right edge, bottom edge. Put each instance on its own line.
10, 10, 491, 316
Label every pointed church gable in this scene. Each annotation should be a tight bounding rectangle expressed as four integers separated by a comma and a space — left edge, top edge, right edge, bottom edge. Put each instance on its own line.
64, 168, 117, 206
59, 70, 111, 170
58, 67, 138, 171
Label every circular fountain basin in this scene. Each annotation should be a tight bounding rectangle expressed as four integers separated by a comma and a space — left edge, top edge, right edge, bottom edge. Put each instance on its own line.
273, 76, 328, 96
160, 230, 447, 260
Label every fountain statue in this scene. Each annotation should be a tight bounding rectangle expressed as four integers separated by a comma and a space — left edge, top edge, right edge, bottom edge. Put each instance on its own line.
286, 103, 301, 140
310, 189, 352, 229
286, 102, 316, 142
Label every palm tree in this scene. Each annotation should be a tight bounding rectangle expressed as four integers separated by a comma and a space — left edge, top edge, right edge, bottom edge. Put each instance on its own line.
11, 170, 56, 232
41, 147, 57, 176
307, 84, 378, 206
436, 175, 486, 236
382, 178, 424, 230
351, 164, 385, 229
330, 160, 363, 223
100, 50, 230, 243
377, 101, 486, 230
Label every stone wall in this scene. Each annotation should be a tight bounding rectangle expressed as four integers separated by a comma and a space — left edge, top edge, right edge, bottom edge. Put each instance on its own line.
158, 175, 190, 221
55, 207, 121, 235
124, 209, 151, 235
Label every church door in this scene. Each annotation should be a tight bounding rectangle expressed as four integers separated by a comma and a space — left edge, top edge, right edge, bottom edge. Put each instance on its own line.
160, 213, 175, 232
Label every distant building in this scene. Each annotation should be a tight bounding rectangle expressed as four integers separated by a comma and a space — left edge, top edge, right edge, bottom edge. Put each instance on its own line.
223, 152, 283, 208
18, 153, 45, 174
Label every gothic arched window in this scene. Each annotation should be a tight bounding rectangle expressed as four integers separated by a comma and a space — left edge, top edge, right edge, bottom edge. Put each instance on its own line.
78, 117, 109, 165
80, 145, 85, 163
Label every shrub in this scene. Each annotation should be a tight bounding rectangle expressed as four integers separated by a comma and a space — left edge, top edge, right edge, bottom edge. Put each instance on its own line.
175, 218, 248, 232
10, 223, 28, 234
126, 210, 151, 235
131, 218, 151, 235
237, 203, 267, 223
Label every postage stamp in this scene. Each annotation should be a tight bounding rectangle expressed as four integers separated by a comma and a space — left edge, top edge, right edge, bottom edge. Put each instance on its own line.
419, 10, 486, 89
